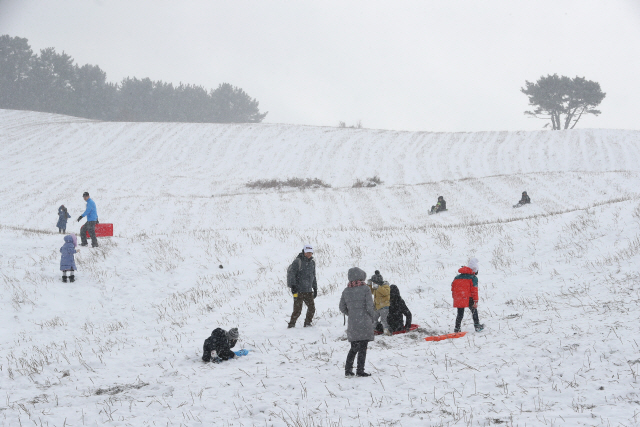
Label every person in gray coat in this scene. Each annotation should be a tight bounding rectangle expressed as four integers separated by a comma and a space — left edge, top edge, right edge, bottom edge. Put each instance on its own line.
339, 267, 375, 377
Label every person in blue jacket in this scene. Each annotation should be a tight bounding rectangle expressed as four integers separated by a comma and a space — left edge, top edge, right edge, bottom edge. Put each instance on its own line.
77, 192, 99, 247
60, 235, 79, 282
57, 205, 71, 233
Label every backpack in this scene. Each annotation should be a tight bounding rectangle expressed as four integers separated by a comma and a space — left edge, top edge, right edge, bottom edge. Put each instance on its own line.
287, 257, 302, 289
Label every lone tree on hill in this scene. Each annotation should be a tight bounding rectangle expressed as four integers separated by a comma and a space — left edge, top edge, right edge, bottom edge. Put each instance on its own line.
521, 74, 605, 130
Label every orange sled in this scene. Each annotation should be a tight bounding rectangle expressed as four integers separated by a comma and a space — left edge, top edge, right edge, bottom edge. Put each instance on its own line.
424, 332, 467, 342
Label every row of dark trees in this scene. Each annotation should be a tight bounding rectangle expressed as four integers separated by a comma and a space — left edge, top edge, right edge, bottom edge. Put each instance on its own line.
0, 35, 267, 123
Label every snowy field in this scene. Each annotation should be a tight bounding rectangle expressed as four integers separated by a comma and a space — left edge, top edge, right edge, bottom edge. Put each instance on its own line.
1, 109, 640, 426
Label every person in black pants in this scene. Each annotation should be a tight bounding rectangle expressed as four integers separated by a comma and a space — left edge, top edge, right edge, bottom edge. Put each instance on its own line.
339, 267, 375, 377
387, 285, 412, 332
202, 327, 238, 362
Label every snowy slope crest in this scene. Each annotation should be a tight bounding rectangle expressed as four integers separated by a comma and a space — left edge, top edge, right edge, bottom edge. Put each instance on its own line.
1, 110, 640, 426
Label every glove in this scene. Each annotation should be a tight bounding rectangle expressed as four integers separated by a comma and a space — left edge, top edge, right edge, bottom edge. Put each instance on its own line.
291, 286, 298, 295
234, 349, 249, 357
77, 216, 83, 222
96, 219, 99, 224
313, 288, 317, 298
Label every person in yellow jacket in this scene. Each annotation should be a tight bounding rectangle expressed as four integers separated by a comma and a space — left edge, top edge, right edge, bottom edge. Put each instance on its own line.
368, 279, 391, 335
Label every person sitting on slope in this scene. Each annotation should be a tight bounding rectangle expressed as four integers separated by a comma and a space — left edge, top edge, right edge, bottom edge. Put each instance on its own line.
202, 327, 242, 362
515, 191, 531, 207
387, 285, 412, 332
430, 196, 447, 214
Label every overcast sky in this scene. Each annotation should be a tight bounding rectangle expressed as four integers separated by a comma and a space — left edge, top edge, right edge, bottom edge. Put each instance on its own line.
1, 0, 639, 131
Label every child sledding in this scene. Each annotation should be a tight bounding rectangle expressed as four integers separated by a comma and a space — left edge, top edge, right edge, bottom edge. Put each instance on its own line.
513, 191, 531, 208
429, 196, 447, 215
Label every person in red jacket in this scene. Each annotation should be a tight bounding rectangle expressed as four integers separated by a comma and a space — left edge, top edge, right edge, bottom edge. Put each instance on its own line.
451, 257, 484, 332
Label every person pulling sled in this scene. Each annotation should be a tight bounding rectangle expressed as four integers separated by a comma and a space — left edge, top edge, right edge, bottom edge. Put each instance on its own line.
429, 196, 447, 215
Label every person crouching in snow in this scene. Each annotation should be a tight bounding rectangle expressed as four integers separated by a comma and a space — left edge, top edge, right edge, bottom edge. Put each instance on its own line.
60, 234, 79, 282
57, 205, 70, 233
368, 279, 391, 335
451, 257, 484, 332
387, 284, 412, 332
202, 327, 239, 362
339, 267, 375, 377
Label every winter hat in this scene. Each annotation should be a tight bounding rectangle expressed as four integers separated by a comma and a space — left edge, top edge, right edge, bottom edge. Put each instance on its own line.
227, 328, 239, 340
303, 244, 314, 254
468, 257, 479, 273
348, 267, 366, 282
375, 270, 380, 275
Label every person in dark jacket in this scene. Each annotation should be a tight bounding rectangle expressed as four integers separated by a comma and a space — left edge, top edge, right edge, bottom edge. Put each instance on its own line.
387, 285, 412, 332
451, 258, 484, 332
514, 191, 531, 208
202, 327, 239, 362
60, 234, 79, 282
370, 270, 384, 286
57, 205, 71, 233
430, 196, 447, 214
287, 244, 318, 328
339, 267, 375, 377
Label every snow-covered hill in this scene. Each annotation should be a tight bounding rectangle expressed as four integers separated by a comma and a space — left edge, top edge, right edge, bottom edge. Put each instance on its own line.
1, 110, 639, 426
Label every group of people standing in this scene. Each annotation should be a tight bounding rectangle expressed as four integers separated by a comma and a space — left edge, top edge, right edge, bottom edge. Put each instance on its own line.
202, 245, 484, 379
57, 192, 100, 282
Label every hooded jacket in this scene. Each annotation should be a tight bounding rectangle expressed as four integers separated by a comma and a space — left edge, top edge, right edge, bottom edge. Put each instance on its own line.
368, 282, 391, 310
291, 252, 317, 293
81, 198, 98, 222
451, 266, 478, 308
387, 285, 412, 331
339, 282, 375, 342
57, 206, 70, 228
202, 328, 236, 362
60, 235, 77, 271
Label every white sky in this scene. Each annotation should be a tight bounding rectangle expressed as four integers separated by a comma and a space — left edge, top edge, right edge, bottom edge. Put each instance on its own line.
1, 0, 639, 131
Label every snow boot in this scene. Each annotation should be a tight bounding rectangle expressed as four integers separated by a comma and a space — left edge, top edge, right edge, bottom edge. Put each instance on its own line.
474, 324, 484, 332
80, 243, 88, 247
62, 275, 67, 283
345, 370, 355, 377
356, 372, 371, 377
69, 275, 75, 283
454, 327, 461, 333
304, 323, 313, 328
383, 329, 392, 336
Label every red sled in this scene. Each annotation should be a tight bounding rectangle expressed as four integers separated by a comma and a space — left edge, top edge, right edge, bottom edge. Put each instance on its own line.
374, 324, 419, 335
424, 332, 467, 342
85, 223, 113, 238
